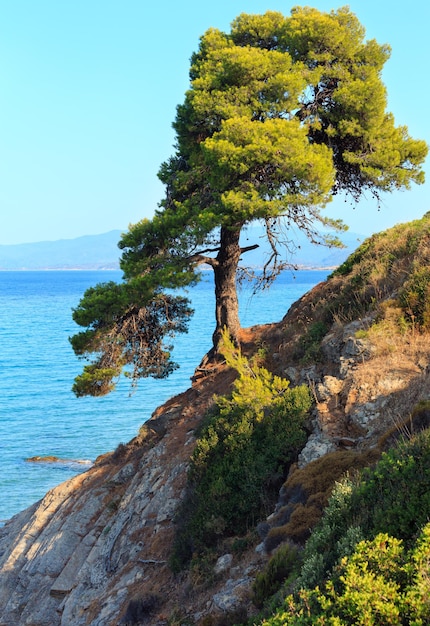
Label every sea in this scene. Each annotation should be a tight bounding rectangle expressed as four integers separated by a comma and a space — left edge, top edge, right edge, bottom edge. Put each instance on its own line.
0, 269, 329, 523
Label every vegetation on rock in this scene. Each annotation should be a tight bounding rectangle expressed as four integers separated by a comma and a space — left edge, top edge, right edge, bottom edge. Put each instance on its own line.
258, 430, 430, 625
171, 331, 311, 571
263, 449, 380, 551
264, 527, 430, 625
233, 215, 430, 620
279, 212, 430, 351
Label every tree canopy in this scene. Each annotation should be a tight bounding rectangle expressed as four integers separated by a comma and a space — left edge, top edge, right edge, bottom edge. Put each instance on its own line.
71, 6, 427, 396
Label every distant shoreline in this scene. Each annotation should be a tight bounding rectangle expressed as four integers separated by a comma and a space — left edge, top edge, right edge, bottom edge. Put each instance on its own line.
0, 265, 337, 272
0, 266, 120, 271
0, 229, 362, 272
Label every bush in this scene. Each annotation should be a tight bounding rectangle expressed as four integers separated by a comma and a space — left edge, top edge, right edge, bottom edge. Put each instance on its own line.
171, 332, 311, 570
262, 525, 430, 626
296, 428, 430, 592
351, 430, 430, 542
253, 542, 302, 608
296, 321, 328, 363
296, 477, 361, 590
121, 593, 161, 625
400, 265, 430, 329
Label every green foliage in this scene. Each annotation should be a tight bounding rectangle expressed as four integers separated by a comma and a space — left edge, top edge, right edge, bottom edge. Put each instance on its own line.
294, 429, 430, 596
262, 526, 430, 626
171, 332, 311, 570
400, 266, 430, 329
70, 281, 193, 396
157, 5, 426, 289
332, 236, 376, 278
296, 321, 328, 363
296, 477, 361, 591
188, 5, 426, 207
351, 432, 430, 542
72, 364, 121, 397
407, 522, 430, 623
253, 542, 302, 609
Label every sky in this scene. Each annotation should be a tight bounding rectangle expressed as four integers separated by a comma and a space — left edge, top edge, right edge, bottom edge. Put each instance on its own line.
0, 0, 428, 245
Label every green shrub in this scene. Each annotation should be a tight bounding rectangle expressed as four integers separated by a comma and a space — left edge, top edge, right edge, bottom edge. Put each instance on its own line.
331, 237, 375, 277
406, 522, 430, 623
296, 321, 328, 363
296, 477, 361, 590
296, 429, 430, 592
171, 332, 311, 570
400, 265, 430, 329
262, 525, 430, 626
351, 431, 430, 542
252, 542, 302, 608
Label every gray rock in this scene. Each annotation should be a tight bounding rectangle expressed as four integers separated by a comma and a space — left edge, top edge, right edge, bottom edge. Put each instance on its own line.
214, 554, 233, 575
109, 463, 135, 485
212, 577, 252, 612
298, 432, 336, 467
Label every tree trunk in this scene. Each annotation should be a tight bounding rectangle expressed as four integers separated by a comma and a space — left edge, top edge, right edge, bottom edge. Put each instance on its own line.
212, 226, 242, 351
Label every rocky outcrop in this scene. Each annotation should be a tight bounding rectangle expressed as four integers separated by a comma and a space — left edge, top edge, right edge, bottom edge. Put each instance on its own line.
2, 265, 430, 624
0, 389, 209, 625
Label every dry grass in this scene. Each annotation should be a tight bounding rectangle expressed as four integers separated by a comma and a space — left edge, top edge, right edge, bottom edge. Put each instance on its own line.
263, 449, 380, 550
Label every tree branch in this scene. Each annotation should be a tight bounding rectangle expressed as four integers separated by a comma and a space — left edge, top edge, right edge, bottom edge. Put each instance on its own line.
240, 243, 259, 254
189, 253, 218, 268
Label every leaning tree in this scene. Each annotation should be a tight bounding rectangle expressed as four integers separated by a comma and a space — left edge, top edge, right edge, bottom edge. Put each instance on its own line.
71, 6, 427, 396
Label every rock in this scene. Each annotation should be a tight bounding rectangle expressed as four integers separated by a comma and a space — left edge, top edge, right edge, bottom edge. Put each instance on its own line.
255, 542, 267, 555
298, 432, 336, 467
25, 456, 93, 467
343, 336, 374, 359
212, 577, 252, 612
339, 356, 355, 378
214, 554, 233, 575
316, 375, 343, 401
256, 521, 270, 539
109, 463, 135, 485
0, 395, 200, 626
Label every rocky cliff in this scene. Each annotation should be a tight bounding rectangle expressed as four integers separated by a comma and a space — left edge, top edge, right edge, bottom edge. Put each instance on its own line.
1, 216, 430, 625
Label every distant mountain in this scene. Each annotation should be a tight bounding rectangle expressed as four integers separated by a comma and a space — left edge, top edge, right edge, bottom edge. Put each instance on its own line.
240, 225, 364, 269
0, 231, 123, 270
0, 228, 364, 271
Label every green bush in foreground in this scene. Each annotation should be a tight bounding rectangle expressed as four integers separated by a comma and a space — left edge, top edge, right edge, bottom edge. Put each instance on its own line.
171, 332, 311, 570
254, 428, 430, 625
264, 525, 430, 626
295, 428, 430, 592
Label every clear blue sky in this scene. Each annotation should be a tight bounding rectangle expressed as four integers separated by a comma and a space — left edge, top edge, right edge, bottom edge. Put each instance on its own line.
0, 0, 428, 245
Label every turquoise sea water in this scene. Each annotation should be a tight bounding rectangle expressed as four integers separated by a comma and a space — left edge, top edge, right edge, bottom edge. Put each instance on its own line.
0, 269, 328, 522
